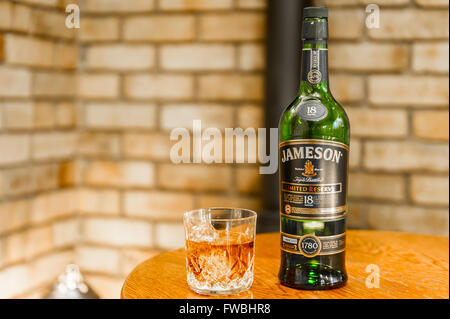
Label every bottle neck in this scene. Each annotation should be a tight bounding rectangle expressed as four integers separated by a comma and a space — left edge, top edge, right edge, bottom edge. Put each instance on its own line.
299, 40, 330, 95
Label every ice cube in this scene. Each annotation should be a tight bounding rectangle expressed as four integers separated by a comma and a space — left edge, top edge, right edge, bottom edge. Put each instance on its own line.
190, 222, 216, 242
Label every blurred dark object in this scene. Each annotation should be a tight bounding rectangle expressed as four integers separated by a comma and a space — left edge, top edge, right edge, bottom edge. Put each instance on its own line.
259, 0, 311, 233
44, 264, 99, 299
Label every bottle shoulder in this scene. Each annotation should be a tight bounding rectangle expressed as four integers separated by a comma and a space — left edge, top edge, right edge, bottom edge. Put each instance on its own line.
279, 93, 350, 145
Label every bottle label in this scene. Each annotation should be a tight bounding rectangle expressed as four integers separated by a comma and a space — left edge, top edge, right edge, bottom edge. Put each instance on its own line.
302, 48, 328, 85
279, 139, 348, 219
279, 139, 348, 257
298, 100, 328, 122
281, 233, 346, 257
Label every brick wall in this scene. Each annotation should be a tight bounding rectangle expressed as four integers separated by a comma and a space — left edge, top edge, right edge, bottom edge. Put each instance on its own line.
0, 0, 79, 298
316, 0, 449, 234
0, 0, 266, 298
0, 0, 448, 299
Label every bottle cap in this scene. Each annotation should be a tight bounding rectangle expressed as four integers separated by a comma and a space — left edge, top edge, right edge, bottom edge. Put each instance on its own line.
303, 7, 328, 19
302, 7, 329, 41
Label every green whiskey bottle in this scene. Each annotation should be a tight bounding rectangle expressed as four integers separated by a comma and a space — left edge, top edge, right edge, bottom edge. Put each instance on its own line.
278, 7, 350, 290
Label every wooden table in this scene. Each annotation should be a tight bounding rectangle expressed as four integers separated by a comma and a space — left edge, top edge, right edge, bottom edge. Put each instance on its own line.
121, 231, 449, 299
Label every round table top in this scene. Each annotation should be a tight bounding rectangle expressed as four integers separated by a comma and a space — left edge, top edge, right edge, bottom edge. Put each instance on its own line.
121, 230, 449, 299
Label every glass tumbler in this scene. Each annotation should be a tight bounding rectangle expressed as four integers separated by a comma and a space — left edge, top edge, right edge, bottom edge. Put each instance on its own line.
183, 208, 257, 296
